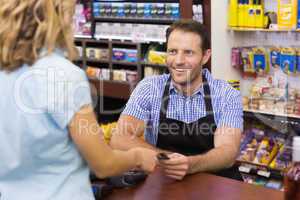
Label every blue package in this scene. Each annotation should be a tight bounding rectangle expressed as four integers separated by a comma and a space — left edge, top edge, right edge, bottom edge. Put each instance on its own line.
126, 49, 138, 63
165, 3, 172, 17
137, 3, 144, 17
144, 3, 152, 18
104, 3, 112, 16
117, 3, 125, 17
171, 3, 180, 19
112, 49, 126, 61
150, 3, 157, 17
99, 3, 106, 16
111, 3, 118, 17
253, 55, 266, 71
157, 3, 165, 16
265, 180, 282, 190
296, 48, 300, 73
93, 3, 101, 17
297, 55, 300, 72
270, 48, 281, 69
280, 48, 296, 74
130, 3, 137, 17
112, 48, 137, 63
124, 3, 131, 16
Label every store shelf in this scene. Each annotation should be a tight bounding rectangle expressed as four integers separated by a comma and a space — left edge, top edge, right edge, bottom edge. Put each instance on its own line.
228, 27, 300, 32
112, 61, 138, 66
141, 62, 167, 68
86, 58, 109, 64
236, 159, 283, 179
74, 37, 139, 46
88, 78, 133, 99
94, 17, 175, 25
94, 34, 166, 43
243, 109, 300, 124
75, 38, 109, 44
111, 40, 138, 46
74, 34, 93, 39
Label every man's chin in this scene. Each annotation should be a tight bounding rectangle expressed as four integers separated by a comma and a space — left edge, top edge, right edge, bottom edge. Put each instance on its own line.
172, 78, 190, 86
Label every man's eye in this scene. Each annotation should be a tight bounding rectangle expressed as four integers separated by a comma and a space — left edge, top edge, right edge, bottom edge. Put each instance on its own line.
168, 50, 176, 55
185, 51, 194, 56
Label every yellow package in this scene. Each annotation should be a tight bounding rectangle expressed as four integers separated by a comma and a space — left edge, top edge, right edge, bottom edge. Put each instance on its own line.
278, 0, 298, 29
253, 3, 267, 28
269, 144, 285, 169
261, 142, 279, 165
238, 1, 247, 27
253, 139, 269, 164
148, 50, 167, 65
228, 0, 238, 27
247, 4, 256, 27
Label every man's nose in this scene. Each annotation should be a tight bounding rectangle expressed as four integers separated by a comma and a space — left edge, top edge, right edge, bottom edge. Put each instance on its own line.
175, 53, 185, 65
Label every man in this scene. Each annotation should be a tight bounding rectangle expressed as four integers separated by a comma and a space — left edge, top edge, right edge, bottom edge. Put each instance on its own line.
110, 19, 243, 180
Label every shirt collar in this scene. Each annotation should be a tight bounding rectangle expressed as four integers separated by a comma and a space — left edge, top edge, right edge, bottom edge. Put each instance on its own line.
39, 48, 65, 58
169, 68, 212, 97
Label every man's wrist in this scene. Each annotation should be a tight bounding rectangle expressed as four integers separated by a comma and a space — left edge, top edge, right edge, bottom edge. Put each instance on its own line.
187, 155, 204, 174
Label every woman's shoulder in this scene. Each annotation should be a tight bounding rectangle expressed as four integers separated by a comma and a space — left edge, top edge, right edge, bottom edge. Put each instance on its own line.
34, 49, 86, 81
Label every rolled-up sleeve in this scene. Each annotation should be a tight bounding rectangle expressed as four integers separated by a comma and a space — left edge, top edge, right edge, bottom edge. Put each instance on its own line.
122, 78, 152, 121
217, 87, 244, 131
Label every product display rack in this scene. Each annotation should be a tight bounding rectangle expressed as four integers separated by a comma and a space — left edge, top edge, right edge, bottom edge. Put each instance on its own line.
75, 0, 211, 100
236, 159, 283, 179
93, 16, 175, 24
229, 27, 300, 32
244, 109, 300, 124
226, 0, 300, 188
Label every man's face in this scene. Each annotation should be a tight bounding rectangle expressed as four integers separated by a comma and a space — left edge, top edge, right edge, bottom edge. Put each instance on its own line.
166, 30, 210, 86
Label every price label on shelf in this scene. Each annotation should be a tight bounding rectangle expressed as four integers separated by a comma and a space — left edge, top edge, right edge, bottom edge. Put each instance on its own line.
238, 166, 251, 173
257, 170, 271, 178
131, 31, 147, 43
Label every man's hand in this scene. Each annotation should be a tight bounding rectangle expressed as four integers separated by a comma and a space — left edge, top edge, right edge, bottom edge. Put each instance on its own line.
158, 153, 190, 180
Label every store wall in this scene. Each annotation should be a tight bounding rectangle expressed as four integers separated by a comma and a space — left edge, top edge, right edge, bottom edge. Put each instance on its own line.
211, 0, 240, 81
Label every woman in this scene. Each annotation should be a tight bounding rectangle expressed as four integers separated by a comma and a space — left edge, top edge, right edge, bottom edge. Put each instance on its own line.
0, 1, 156, 200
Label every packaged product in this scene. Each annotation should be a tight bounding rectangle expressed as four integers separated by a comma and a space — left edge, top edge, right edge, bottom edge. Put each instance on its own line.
253, 47, 269, 75
280, 47, 296, 74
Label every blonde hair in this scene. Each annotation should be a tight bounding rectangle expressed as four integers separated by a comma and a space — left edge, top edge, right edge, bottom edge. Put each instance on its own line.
0, 0, 78, 71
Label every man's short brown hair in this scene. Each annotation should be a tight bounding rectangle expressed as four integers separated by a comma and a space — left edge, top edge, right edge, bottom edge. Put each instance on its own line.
166, 19, 210, 51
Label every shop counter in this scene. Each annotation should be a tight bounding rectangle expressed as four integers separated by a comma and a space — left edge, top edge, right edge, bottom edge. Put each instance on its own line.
104, 169, 283, 200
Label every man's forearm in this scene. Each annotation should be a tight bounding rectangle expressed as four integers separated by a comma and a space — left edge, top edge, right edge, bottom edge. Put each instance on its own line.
187, 145, 238, 174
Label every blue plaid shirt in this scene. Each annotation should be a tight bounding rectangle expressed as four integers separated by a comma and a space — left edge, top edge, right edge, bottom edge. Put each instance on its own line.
122, 69, 243, 146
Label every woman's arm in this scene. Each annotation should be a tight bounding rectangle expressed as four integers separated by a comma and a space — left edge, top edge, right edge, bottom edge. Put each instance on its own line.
69, 105, 156, 178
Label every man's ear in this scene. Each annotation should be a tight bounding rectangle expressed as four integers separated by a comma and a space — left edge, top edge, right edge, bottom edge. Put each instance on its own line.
201, 49, 211, 66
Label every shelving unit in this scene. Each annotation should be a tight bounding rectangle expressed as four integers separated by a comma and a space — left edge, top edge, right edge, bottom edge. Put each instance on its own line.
89, 78, 133, 100
236, 159, 283, 179
224, 0, 300, 187
94, 17, 175, 25
86, 58, 109, 64
228, 27, 300, 32
244, 109, 300, 124
75, 0, 211, 101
